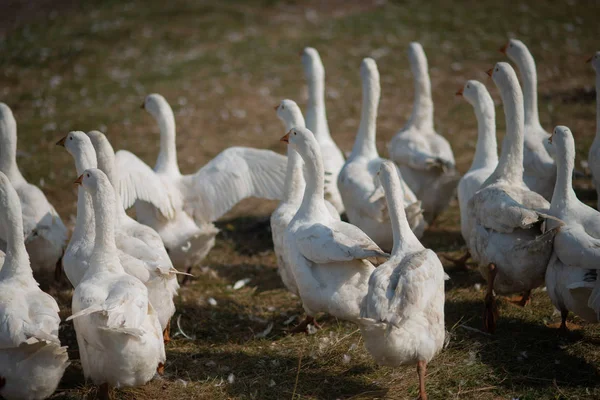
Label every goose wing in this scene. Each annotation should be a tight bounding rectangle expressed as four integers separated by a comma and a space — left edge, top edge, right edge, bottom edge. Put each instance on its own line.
115, 150, 176, 219
180, 147, 287, 224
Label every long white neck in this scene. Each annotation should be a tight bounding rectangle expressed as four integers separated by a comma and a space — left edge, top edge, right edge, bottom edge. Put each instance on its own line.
383, 169, 423, 256
304, 56, 331, 141
297, 141, 327, 217
72, 147, 97, 245
550, 133, 576, 214
153, 102, 180, 176
280, 110, 306, 205
487, 73, 525, 185
0, 108, 25, 184
513, 48, 540, 128
350, 60, 380, 160
407, 46, 434, 130
90, 180, 122, 272
469, 93, 498, 170
92, 137, 127, 222
0, 181, 31, 281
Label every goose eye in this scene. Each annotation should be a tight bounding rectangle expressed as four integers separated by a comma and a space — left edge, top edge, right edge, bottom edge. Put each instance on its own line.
86, 173, 90, 177
282, 105, 285, 110
467, 85, 470, 89
293, 131, 297, 135
69, 136, 73, 140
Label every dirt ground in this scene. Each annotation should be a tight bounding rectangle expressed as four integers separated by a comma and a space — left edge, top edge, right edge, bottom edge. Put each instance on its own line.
1, 0, 599, 399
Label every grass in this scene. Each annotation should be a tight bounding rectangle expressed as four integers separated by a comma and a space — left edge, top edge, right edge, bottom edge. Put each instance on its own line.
2, 0, 600, 398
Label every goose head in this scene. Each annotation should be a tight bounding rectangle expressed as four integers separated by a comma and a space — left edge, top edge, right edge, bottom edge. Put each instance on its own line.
281, 126, 321, 162
0, 103, 16, 139
589, 51, 600, 71
275, 99, 305, 130
301, 47, 324, 79
549, 125, 574, 149
499, 38, 527, 61
407, 42, 428, 75
489, 62, 518, 90
458, 80, 486, 106
76, 168, 110, 196
57, 131, 97, 174
142, 93, 170, 118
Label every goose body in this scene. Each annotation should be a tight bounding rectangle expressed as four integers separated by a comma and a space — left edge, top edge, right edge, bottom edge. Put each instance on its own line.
113, 94, 287, 269
0, 171, 69, 400
587, 52, 600, 210
271, 99, 339, 296
359, 161, 445, 400
388, 43, 460, 223
282, 127, 387, 324
468, 63, 557, 332
456, 81, 498, 245
338, 58, 426, 252
0, 103, 67, 285
69, 168, 165, 391
502, 39, 556, 200
59, 131, 178, 332
546, 126, 600, 326
301, 47, 346, 214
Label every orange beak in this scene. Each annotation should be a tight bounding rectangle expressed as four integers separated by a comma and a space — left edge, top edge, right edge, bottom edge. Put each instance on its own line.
140, 101, 145, 109
486, 68, 493, 77
586, 55, 593, 63
548, 135, 553, 144
280, 132, 290, 143
455, 88, 464, 96
74, 174, 83, 185
499, 42, 509, 54
56, 136, 67, 146
274, 105, 279, 111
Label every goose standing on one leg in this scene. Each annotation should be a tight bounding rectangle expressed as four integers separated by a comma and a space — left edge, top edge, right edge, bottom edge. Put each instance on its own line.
271, 99, 339, 297
452, 80, 498, 266
68, 168, 165, 399
301, 47, 346, 214
0, 103, 67, 286
388, 43, 460, 223
111, 94, 287, 271
586, 52, 600, 210
359, 161, 445, 400
338, 58, 426, 251
282, 127, 388, 333
545, 126, 600, 332
468, 63, 558, 333
501, 39, 556, 200
0, 171, 69, 400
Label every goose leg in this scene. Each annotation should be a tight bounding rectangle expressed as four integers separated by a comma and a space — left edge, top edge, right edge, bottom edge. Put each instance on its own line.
54, 256, 63, 281
416, 360, 428, 400
442, 250, 471, 268
97, 383, 111, 400
483, 263, 498, 334
157, 362, 165, 376
508, 289, 531, 307
288, 315, 321, 335
163, 320, 171, 344
559, 309, 569, 335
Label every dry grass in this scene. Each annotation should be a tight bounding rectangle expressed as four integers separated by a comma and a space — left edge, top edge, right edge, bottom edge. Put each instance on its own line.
1, 0, 599, 398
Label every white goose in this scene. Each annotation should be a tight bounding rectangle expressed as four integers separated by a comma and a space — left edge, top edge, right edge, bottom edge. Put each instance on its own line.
68, 168, 165, 398
113, 94, 287, 270
301, 47, 346, 214
388, 42, 460, 223
454, 80, 498, 264
586, 52, 600, 209
546, 126, 600, 331
501, 39, 556, 200
359, 161, 445, 400
338, 58, 426, 252
58, 131, 178, 337
0, 103, 67, 285
0, 171, 69, 400
282, 126, 387, 332
468, 63, 558, 333
271, 99, 339, 296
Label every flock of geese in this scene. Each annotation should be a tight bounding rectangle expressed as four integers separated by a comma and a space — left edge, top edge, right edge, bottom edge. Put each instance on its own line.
0, 39, 599, 400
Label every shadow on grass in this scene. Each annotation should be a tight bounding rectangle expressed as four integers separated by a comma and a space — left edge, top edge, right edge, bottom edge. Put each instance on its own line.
445, 299, 600, 392
216, 215, 274, 257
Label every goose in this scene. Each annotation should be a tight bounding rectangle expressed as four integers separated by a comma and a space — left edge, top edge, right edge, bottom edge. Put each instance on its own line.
358, 161, 445, 400
112, 94, 287, 270
338, 58, 426, 252
501, 38, 556, 200
57, 131, 178, 339
0, 103, 67, 285
468, 63, 558, 333
301, 47, 346, 214
271, 99, 339, 296
281, 126, 388, 332
452, 80, 498, 265
67, 168, 165, 399
587, 52, 600, 210
388, 42, 460, 223
545, 126, 600, 331
0, 171, 69, 400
